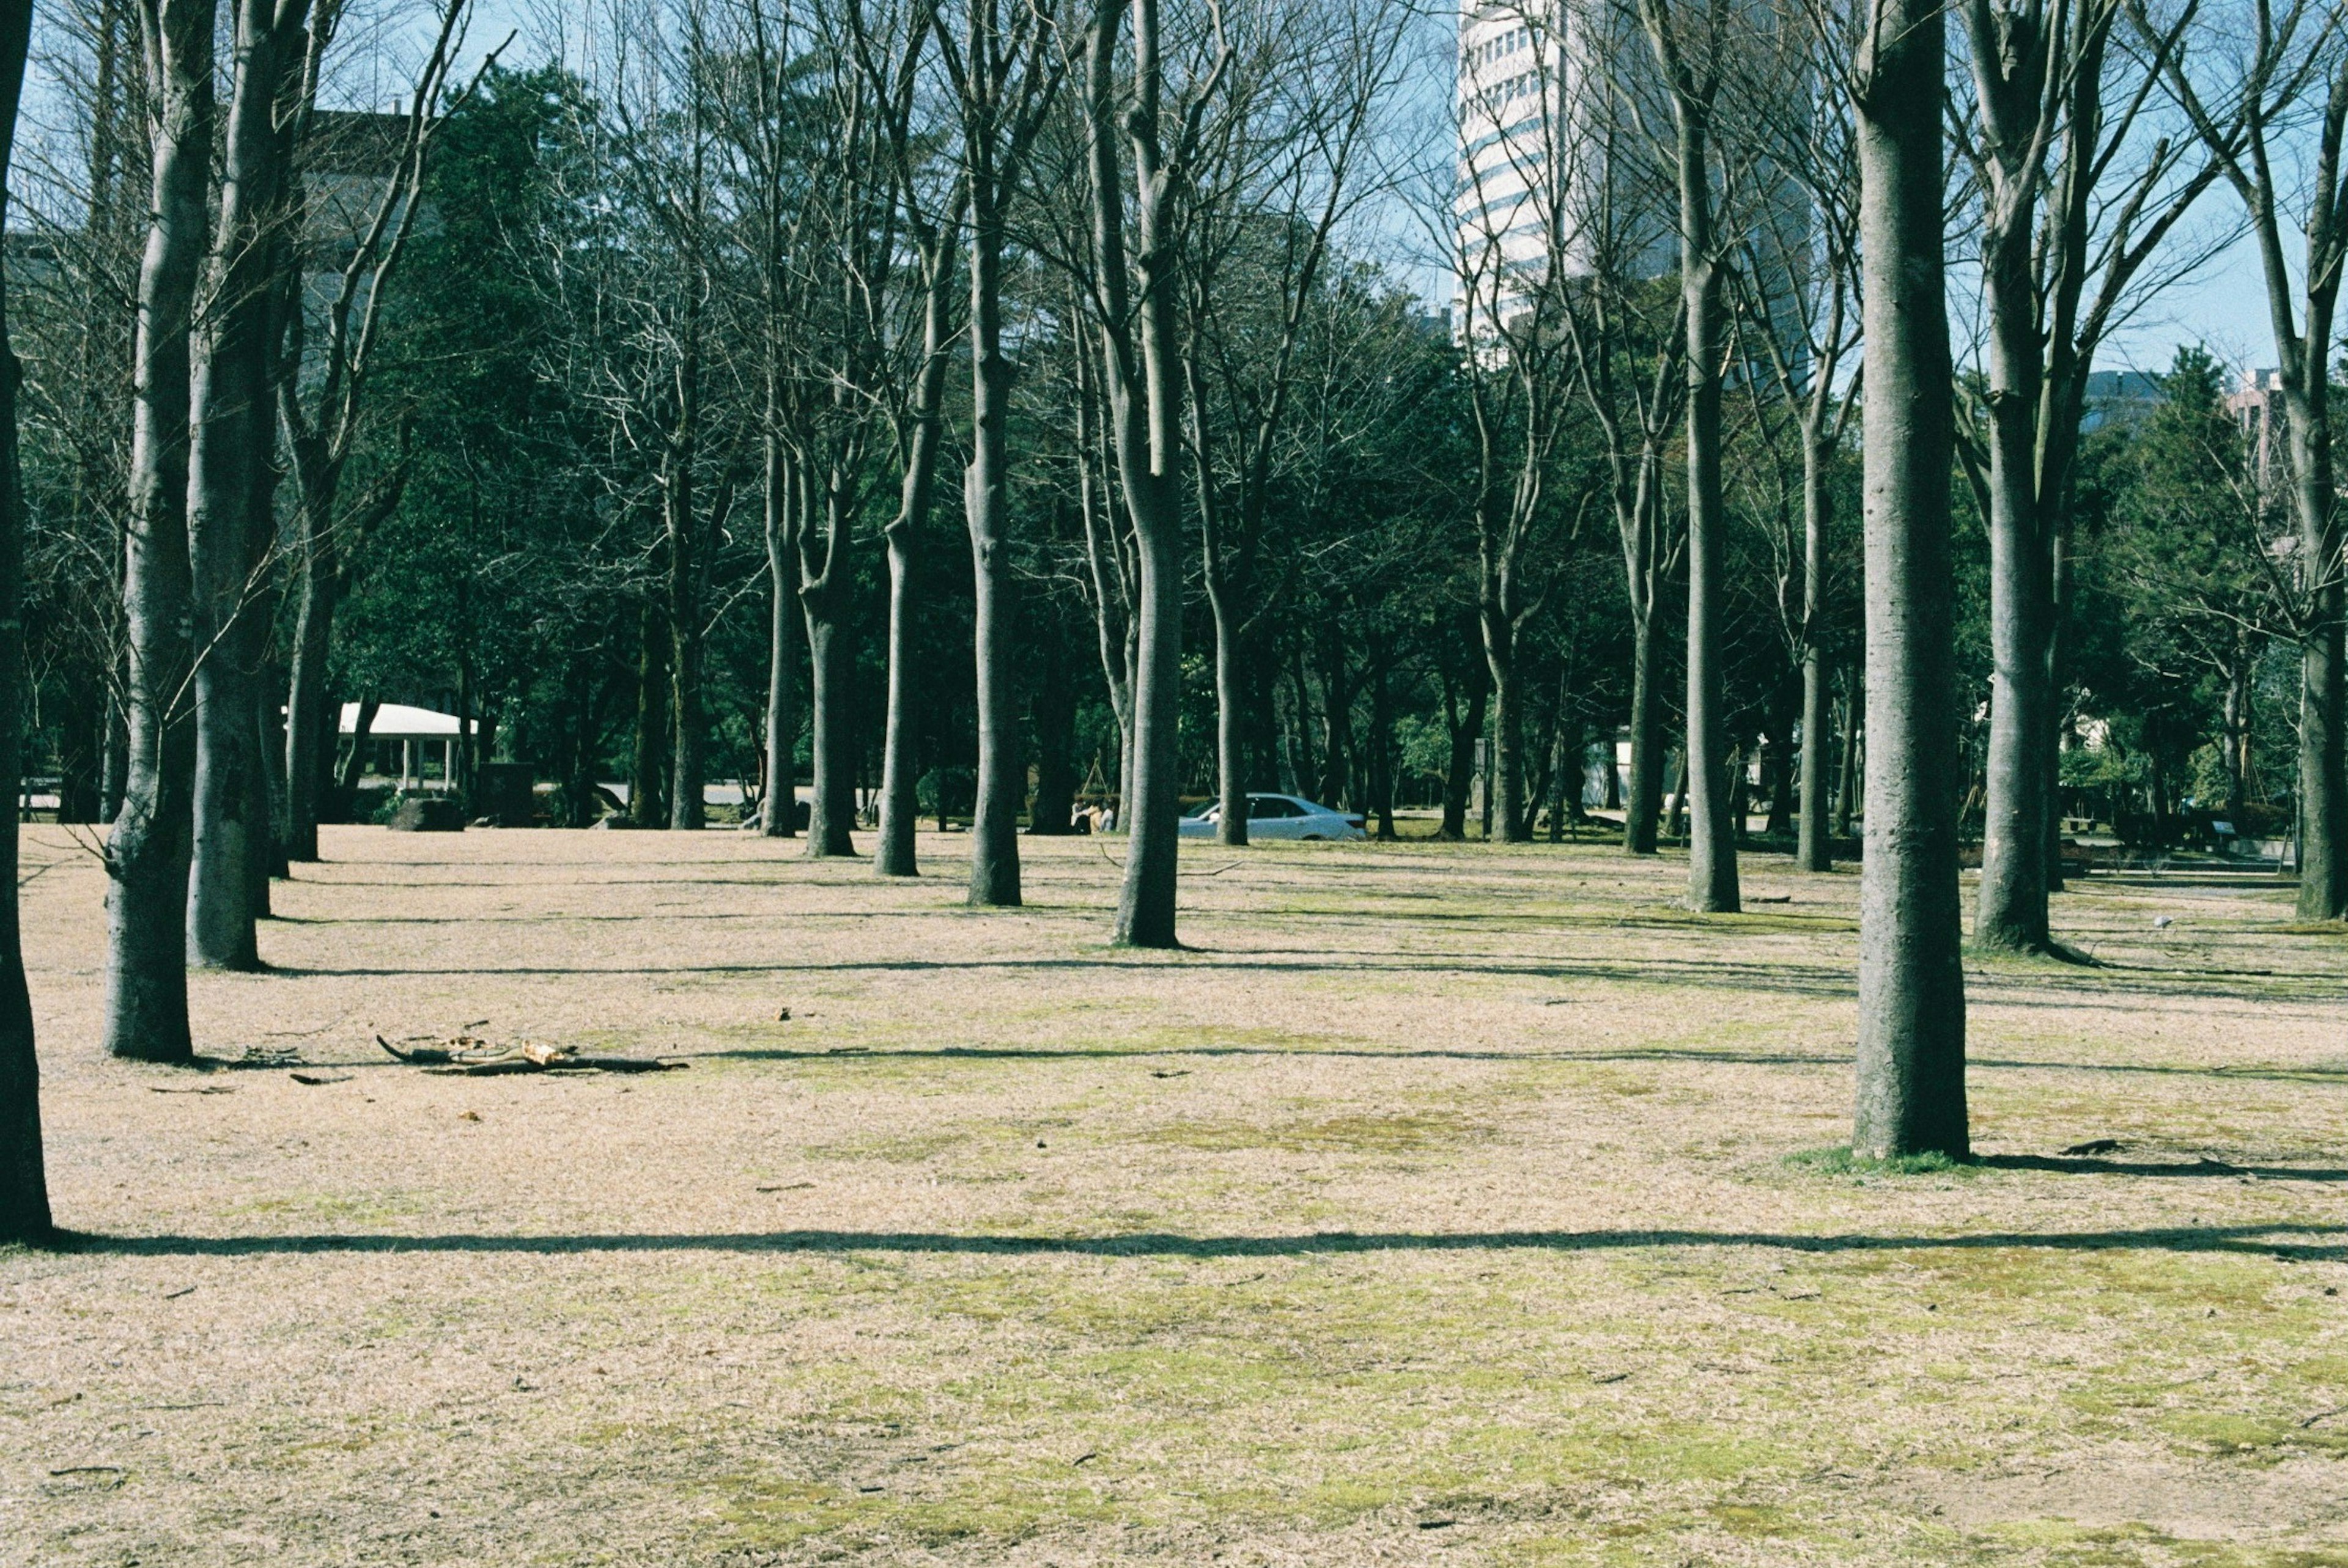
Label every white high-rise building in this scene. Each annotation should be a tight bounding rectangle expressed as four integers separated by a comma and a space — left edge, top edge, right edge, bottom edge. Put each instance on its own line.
1452, 0, 1606, 333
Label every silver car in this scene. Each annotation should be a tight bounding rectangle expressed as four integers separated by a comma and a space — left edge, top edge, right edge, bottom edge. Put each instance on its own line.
1179, 792, 1367, 841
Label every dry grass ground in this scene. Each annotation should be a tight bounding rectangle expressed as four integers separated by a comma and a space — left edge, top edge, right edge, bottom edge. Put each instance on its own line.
4, 823, 2346, 1567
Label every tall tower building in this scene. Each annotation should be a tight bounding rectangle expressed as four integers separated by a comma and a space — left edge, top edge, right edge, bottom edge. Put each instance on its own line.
1452, 1, 1601, 333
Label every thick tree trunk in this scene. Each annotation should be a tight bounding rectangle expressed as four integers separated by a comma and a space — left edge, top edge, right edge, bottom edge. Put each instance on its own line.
1623, 606, 1664, 853
965, 213, 1021, 903
0, 0, 49, 1241
1088, 0, 1187, 944
187, 0, 305, 973
105, 0, 211, 1063
802, 580, 857, 858
1852, 0, 1967, 1158
2286, 385, 2347, 918
1974, 232, 2054, 949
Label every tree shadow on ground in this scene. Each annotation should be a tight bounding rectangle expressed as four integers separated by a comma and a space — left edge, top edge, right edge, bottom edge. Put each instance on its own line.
665, 1042, 2348, 1088
62, 1222, 2347, 1260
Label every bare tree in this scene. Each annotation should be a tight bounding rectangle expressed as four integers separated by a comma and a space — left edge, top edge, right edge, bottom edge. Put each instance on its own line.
1180, 0, 1398, 847
1737, 0, 1863, 873
1851, 0, 1968, 1158
2153, 0, 2348, 920
1958, 0, 2226, 951
279, 2, 479, 863
1638, 0, 1745, 910
0, 0, 48, 1242
1082, 0, 1227, 946
936, 0, 1058, 897
103, 0, 213, 1061
185, 0, 314, 971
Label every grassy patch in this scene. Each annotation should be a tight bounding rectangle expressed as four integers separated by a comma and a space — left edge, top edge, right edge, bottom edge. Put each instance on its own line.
1785, 1146, 1980, 1177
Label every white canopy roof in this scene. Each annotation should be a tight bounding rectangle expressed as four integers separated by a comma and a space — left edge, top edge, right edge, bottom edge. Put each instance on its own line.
340, 702, 467, 738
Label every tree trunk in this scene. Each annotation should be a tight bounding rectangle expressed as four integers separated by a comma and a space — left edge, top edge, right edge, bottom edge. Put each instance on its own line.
1439, 673, 1484, 842
630, 596, 668, 828
874, 515, 920, 874
1370, 655, 1398, 841
1974, 240, 2054, 949
802, 575, 857, 858
1209, 589, 1249, 845
1682, 239, 1738, 910
1797, 439, 1833, 870
667, 472, 705, 831
1852, 0, 1968, 1159
2286, 382, 2347, 918
105, 0, 212, 1063
336, 696, 377, 806
187, 0, 306, 973
1087, 0, 1187, 947
759, 439, 798, 836
1832, 673, 1859, 836
965, 204, 1022, 903
282, 504, 335, 861
0, 0, 49, 1240
1624, 605, 1664, 853
1483, 610, 1530, 844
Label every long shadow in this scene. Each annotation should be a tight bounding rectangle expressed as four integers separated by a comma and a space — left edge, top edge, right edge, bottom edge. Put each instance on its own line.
256, 948, 2336, 1009
68, 1222, 2348, 1261
674, 1042, 2348, 1088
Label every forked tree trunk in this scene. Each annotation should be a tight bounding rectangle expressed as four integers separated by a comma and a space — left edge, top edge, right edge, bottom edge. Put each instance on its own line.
187, 0, 308, 973
1851, 0, 1968, 1159
1087, 0, 1195, 948
105, 0, 213, 1063
0, 0, 49, 1241
1439, 677, 1484, 842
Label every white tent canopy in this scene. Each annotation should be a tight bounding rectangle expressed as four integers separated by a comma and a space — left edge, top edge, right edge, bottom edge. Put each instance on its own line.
339, 702, 464, 738
340, 703, 473, 791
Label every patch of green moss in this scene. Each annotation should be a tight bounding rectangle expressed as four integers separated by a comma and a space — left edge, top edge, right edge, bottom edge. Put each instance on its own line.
1785, 1146, 1979, 1177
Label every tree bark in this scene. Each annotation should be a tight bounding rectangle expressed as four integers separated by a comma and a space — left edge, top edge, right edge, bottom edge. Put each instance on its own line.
1086, 0, 1200, 948
760, 437, 799, 836
1623, 603, 1665, 853
104, 0, 213, 1063
0, 0, 48, 1241
1796, 438, 1833, 869
186, 0, 308, 973
1439, 669, 1485, 842
282, 511, 335, 861
630, 595, 669, 828
666, 430, 706, 832
802, 576, 857, 858
1851, 0, 1968, 1159
965, 199, 1021, 901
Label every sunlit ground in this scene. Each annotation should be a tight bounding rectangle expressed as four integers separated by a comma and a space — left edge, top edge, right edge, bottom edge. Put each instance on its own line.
5, 823, 2344, 1566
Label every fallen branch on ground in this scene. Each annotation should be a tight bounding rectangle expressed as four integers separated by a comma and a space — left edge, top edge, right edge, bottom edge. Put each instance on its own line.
377, 1035, 685, 1075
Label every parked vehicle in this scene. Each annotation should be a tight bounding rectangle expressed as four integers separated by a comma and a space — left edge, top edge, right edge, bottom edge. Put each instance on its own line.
1178, 793, 1367, 841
